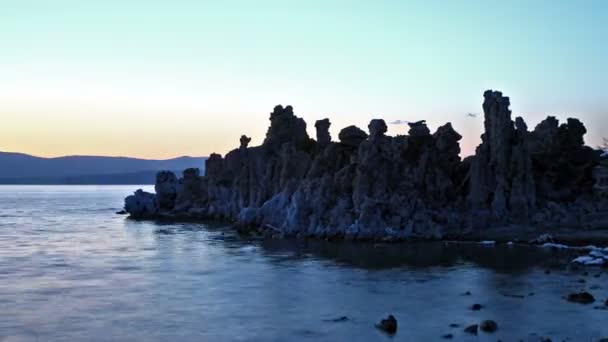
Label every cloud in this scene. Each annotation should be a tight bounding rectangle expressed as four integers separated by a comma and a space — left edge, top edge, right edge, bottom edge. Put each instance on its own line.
388, 119, 410, 125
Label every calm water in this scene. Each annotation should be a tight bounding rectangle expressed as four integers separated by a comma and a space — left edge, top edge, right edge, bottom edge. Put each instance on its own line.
1, 185, 607, 341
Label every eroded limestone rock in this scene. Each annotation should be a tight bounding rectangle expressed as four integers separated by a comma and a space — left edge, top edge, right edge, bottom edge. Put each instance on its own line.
315, 119, 331, 146
124, 91, 605, 240
338, 126, 368, 147
124, 189, 158, 219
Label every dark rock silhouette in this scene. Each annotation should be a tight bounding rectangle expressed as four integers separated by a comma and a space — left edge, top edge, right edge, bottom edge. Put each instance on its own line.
239, 135, 252, 149
315, 119, 331, 147
338, 125, 368, 147
567, 292, 595, 304
376, 314, 398, 334
124, 90, 608, 240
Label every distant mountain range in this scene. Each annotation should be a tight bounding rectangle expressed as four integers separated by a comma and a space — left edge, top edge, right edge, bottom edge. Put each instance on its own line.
0, 151, 207, 184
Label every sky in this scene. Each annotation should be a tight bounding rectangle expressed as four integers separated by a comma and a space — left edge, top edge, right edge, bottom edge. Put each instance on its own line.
0, 0, 606, 159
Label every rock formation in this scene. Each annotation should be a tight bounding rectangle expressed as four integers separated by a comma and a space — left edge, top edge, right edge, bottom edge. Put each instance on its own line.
314, 119, 331, 147
124, 90, 607, 240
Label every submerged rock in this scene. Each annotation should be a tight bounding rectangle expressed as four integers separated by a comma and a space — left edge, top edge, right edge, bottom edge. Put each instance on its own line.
323, 316, 348, 323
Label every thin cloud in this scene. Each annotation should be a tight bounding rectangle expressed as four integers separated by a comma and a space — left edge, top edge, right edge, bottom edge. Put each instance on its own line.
389, 119, 411, 125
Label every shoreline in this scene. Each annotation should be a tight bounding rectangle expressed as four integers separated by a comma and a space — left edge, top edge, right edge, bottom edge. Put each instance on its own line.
124, 214, 608, 248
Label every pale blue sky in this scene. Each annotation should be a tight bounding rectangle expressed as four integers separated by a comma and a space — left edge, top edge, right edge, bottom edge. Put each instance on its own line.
1, 0, 606, 158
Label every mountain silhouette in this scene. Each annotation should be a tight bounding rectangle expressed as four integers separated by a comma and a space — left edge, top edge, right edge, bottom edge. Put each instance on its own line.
0, 152, 207, 184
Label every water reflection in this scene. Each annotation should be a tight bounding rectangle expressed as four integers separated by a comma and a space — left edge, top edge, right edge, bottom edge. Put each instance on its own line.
133, 219, 574, 272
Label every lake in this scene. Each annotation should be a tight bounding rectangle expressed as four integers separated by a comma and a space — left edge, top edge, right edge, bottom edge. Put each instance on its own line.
1, 185, 607, 341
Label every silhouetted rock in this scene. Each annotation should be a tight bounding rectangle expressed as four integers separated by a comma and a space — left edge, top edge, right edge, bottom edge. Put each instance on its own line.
338, 125, 368, 147
240, 135, 252, 149
315, 119, 331, 146
264, 105, 310, 149
123, 91, 607, 241
408, 120, 431, 137
155, 171, 177, 210
469, 91, 528, 220
124, 189, 158, 218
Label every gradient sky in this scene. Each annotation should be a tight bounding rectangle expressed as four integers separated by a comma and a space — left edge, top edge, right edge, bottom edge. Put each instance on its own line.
1, 0, 606, 159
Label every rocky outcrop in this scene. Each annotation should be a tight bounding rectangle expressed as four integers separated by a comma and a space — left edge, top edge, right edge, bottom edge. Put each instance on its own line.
155, 171, 177, 210
124, 90, 607, 240
338, 125, 368, 147
315, 119, 331, 147
124, 190, 158, 219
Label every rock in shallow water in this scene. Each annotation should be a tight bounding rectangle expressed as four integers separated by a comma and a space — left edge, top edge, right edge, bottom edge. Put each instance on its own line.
567, 291, 595, 304
123, 90, 608, 241
480, 320, 498, 332
376, 315, 398, 334
471, 303, 483, 311
124, 189, 158, 219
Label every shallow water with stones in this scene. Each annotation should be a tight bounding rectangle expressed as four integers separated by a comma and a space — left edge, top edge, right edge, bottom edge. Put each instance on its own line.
1, 185, 607, 341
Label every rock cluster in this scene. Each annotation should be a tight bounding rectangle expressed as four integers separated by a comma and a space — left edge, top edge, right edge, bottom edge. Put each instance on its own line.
124, 90, 607, 240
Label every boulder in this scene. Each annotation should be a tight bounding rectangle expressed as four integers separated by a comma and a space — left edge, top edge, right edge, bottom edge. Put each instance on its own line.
567, 292, 595, 304
376, 315, 398, 334
124, 189, 158, 218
